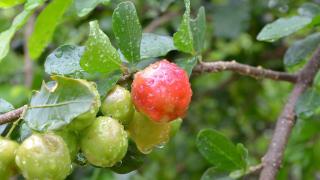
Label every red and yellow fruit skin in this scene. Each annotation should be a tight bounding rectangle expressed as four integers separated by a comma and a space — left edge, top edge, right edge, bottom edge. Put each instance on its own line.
131, 60, 192, 122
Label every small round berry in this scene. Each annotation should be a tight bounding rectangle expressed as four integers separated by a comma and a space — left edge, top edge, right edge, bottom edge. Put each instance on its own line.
15, 133, 71, 180
131, 60, 192, 122
128, 111, 171, 154
0, 138, 19, 179
80, 116, 128, 167
101, 85, 134, 125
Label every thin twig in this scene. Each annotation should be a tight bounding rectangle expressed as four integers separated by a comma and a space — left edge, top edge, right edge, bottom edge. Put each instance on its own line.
143, 11, 179, 33
23, 15, 35, 88
0, 106, 27, 125
259, 46, 320, 180
193, 61, 298, 83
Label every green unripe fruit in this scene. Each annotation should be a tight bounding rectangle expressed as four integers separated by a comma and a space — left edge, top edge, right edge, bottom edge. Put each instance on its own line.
128, 111, 171, 154
170, 118, 182, 137
80, 116, 128, 167
68, 82, 101, 131
101, 85, 134, 125
55, 130, 79, 160
15, 133, 71, 180
0, 138, 19, 179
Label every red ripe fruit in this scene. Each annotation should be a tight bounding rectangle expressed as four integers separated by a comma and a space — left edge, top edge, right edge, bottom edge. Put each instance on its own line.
131, 60, 192, 122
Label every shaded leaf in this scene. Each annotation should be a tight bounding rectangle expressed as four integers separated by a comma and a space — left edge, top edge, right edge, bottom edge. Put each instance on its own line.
140, 33, 176, 59
0, 0, 25, 8
201, 167, 235, 180
28, 0, 73, 59
175, 57, 197, 76
45, 45, 86, 78
110, 141, 146, 174
75, 0, 110, 17
296, 88, 320, 118
112, 1, 142, 63
0, 0, 45, 61
191, 7, 206, 53
284, 32, 320, 67
213, 0, 250, 39
298, 2, 320, 18
24, 76, 100, 131
257, 16, 311, 42
0, 98, 14, 114
80, 21, 122, 74
96, 71, 122, 100
196, 129, 247, 171
173, 0, 194, 54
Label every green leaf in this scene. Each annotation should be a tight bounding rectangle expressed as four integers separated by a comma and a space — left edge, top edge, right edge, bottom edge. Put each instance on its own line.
284, 33, 320, 67
175, 57, 197, 76
298, 2, 320, 18
213, 0, 250, 39
173, 0, 194, 54
191, 7, 206, 54
0, 0, 45, 62
75, 0, 110, 17
0, 0, 25, 8
257, 16, 311, 42
296, 88, 320, 118
28, 0, 73, 60
201, 167, 235, 180
112, 1, 142, 63
96, 71, 122, 100
140, 33, 176, 59
0, 98, 14, 114
45, 45, 86, 78
24, 76, 100, 131
196, 129, 247, 171
80, 21, 122, 74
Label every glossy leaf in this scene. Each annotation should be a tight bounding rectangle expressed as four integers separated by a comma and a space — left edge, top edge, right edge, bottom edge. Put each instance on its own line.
201, 167, 235, 180
75, 0, 110, 17
284, 33, 320, 67
140, 33, 176, 59
0, 0, 45, 62
196, 129, 247, 171
28, 0, 73, 59
24, 76, 100, 131
112, 1, 142, 63
0, 98, 14, 114
257, 16, 311, 42
80, 21, 122, 74
191, 7, 206, 54
45, 45, 86, 77
175, 57, 197, 76
0, 0, 25, 8
173, 0, 194, 54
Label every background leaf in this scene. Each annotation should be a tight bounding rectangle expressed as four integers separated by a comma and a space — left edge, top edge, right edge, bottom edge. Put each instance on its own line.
0, 0, 45, 61
28, 0, 73, 59
173, 0, 194, 54
191, 7, 206, 54
298, 2, 320, 18
80, 21, 122, 74
45, 45, 86, 78
24, 76, 100, 131
196, 129, 247, 171
74, 0, 110, 17
0, 0, 25, 8
0, 98, 14, 114
112, 1, 142, 64
140, 33, 176, 59
257, 16, 311, 42
284, 32, 320, 67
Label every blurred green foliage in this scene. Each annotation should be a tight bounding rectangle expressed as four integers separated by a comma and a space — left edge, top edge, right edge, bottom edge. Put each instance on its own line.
1, 0, 320, 179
